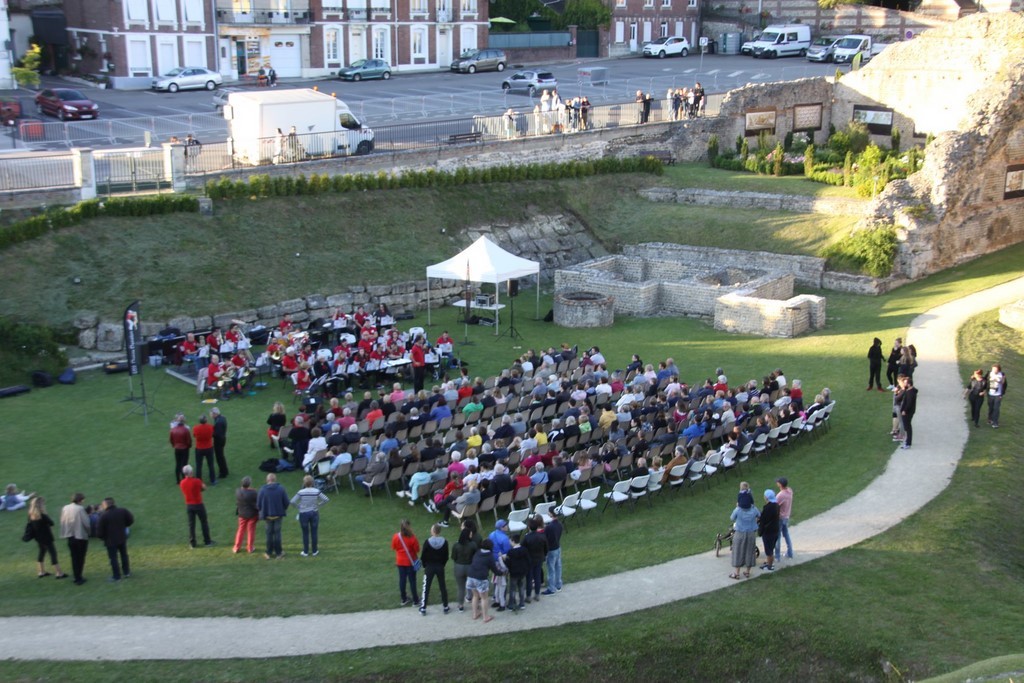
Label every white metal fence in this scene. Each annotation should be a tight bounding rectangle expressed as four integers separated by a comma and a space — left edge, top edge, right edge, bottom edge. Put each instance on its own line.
0, 151, 76, 191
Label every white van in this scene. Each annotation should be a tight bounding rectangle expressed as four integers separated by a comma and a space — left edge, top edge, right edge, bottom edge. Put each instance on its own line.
750, 25, 812, 59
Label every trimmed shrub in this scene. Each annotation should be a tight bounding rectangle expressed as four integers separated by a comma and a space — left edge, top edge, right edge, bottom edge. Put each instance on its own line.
707, 135, 719, 167
820, 225, 899, 277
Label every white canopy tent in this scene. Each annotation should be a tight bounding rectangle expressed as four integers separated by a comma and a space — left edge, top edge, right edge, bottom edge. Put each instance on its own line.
425, 235, 540, 330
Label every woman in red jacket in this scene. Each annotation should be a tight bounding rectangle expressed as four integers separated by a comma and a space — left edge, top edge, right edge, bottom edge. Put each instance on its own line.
391, 519, 420, 607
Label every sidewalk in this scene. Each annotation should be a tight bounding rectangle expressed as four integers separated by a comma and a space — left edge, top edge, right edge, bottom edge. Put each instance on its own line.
2, 277, 1022, 661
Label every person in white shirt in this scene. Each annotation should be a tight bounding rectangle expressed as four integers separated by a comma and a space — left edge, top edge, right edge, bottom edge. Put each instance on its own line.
589, 347, 606, 366
774, 369, 787, 389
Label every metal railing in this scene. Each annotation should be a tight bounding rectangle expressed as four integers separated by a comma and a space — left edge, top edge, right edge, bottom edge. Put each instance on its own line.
2, 95, 725, 196
488, 32, 572, 49
0, 151, 76, 191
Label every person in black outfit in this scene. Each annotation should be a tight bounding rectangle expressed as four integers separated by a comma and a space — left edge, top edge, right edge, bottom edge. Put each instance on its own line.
211, 407, 229, 480
27, 497, 68, 579
97, 497, 134, 582
758, 489, 780, 571
504, 534, 531, 611
867, 337, 884, 391
964, 368, 987, 428
521, 516, 548, 603
898, 376, 918, 449
886, 338, 903, 388
419, 523, 450, 615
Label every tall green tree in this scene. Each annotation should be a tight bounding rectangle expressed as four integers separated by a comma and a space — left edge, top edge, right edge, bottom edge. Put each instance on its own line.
554, 0, 612, 30
12, 44, 42, 88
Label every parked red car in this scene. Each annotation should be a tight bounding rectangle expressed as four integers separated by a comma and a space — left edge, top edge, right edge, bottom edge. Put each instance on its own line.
34, 88, 99, 121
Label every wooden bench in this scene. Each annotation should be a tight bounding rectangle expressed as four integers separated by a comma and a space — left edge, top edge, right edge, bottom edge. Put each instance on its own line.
638, 149, 675, 165
445, 131, 483, 145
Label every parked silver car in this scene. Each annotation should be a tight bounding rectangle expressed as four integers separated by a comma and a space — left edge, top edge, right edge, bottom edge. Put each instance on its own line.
152, 67, 224, 93
501, 70, 557, 95
212, 87, 241, 111
450, 48, 507, 74
805, 36, 841, 62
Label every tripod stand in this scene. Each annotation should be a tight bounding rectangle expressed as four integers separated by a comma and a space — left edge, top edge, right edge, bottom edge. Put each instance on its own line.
496, 292, 522, 342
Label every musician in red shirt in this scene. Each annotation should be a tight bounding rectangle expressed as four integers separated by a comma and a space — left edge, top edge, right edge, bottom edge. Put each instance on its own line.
410, 337, 427, 393
206, 328, 223, 350
192, 414, 217, 485
281, 349, 300, 376
294, 363, 312, 392
353, 306, 368, 328
206, 354, 223, 387
279, 314, 293, 334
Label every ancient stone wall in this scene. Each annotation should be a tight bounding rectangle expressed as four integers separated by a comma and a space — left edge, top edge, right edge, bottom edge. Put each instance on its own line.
640, 187, 866, 215
624, 243, 826, 287
714, 290, 826, 337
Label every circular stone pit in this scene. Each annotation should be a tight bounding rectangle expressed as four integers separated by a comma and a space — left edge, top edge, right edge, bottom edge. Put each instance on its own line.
554, 291, 615, 328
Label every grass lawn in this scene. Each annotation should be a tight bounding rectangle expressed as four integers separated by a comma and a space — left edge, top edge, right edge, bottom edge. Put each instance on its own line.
5, 279, 1023, 682
0, 170, 859, 329
1, 166, 1022, 680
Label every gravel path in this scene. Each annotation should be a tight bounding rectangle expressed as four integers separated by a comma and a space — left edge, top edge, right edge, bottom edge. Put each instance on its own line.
4, 277, 1022, 661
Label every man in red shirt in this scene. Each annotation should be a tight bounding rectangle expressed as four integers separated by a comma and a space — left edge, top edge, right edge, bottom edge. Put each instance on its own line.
193, 414, 217, 485
169, 415, 192, 483
179, 465, 213, 548
410, 336, 427, 393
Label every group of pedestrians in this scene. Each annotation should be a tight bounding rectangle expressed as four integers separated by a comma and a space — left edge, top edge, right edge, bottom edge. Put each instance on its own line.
169, 409, 229, 486
390, 509, 565, 622
964, 363, 1007, 429
20, 492, 135, 586
728, 477, 794, 579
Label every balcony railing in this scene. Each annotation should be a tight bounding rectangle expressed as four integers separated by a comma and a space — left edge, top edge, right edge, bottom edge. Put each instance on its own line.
215, 2, 311, 24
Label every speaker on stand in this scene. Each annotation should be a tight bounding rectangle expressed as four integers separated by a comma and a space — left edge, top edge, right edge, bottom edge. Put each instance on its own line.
497, 279, 523, 342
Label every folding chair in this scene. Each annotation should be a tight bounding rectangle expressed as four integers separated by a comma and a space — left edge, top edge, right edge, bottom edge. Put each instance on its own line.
556, 492, 580, 524
361, 471, 388, 503
602, 480, 630, 512
627, 474, 650, 510
507, 507, 531, 535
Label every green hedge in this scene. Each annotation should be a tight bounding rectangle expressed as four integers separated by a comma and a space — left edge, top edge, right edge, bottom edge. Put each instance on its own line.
204, 157, 665, 200
0, 195, 200, 251
820, 225, 899, 277
0, 317, 70, 378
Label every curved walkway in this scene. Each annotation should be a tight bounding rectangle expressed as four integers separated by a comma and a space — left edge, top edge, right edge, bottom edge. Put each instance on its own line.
4, 278, 1023, 661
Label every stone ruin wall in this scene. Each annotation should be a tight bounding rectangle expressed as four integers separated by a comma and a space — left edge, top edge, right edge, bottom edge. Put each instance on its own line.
665, 14, 1024, 282
555, 244, 826, 337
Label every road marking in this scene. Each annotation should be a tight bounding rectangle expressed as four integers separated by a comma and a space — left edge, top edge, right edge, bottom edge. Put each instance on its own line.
727, 70, 744, 77
683, 68, 696, 73
704, 69, 720, 75
751, 73, 769, 79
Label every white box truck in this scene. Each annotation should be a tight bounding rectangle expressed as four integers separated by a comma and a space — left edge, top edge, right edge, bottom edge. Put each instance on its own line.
750, 24, 812, 59
223, 88, 374, 166
832, 34, 886, 64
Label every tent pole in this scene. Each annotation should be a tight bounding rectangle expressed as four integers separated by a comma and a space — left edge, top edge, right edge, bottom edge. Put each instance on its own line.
427, 278, 431, 326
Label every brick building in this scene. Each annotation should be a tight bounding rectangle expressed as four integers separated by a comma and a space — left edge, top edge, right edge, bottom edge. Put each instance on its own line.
62, 0, 218, 88
608, 0, 701, 57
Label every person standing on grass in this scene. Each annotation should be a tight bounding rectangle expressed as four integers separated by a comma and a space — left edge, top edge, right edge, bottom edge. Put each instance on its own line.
27, 497, 67, 579
758, 490, 780, 572
211, 407, 230, 481
986, 363, 1007, 429
291, 475, 329, 557
774, 477, 794, 561
411, 336, 427, 393
193, 415, 216, 486
419, 523, 450, 616
97, 497, 134, 582
233, 476, 258, 554
542, 508, 563, 595
899, 376, 918, 450
391, 519, 420, 607
180, 466, 214, 549
964, 369, 987, 428
867, 337, 885, 391
257, 473, 289, 559
59, 492, 90, 585
169, 414, 191, 483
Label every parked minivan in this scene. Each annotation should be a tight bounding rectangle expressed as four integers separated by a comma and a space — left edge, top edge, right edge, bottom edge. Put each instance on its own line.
450, 49, 507, 74
750, 24, 812, 59
805, 36, 841, 62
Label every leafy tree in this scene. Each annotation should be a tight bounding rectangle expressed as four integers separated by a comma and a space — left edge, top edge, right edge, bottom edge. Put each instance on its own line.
554, 0, 612, 30
12, 43, 42, 88
489, 0, 545, 25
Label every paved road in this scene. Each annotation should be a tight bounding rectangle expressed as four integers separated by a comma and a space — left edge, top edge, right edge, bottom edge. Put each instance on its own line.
1, 276, 1020, 661
1, 54, 843, 151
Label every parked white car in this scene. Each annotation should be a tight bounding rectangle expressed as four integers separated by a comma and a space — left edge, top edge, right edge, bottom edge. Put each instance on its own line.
642, 36, 691, 58
152, 67, 223, 93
